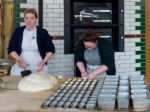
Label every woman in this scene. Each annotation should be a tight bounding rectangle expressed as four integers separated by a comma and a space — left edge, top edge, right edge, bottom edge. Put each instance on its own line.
75, 29, 116, 79
8, 8, 55, 76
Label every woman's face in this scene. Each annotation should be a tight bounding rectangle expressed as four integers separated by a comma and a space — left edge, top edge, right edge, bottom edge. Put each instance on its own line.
24, 13, 37, 29
84, 42, 97, 49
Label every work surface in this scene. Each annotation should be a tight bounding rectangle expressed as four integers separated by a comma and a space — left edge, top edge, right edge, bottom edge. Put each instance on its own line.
0, 76, 149, 112
0, 76, 68, 112
0, 76, 103, 112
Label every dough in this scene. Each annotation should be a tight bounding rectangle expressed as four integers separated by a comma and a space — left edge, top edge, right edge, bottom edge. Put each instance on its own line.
18, 72, 57, 92
57, 75, 64, 80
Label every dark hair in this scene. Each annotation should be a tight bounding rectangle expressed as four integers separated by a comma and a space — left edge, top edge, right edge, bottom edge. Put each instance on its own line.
24, 8, 38, 19
82, 29, 100, 43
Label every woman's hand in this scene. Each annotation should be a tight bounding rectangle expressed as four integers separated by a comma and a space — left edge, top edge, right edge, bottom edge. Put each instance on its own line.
17, 57, 29, 69
86, 72, 97, 80
81, 71, 88, 78
9, 52, 29, 69
36, 60, 45, 72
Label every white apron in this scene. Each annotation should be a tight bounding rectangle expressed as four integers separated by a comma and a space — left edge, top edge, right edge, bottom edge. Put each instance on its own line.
10, 27, 48, 76
86, 64, 106, 79
84, 47, 107, 79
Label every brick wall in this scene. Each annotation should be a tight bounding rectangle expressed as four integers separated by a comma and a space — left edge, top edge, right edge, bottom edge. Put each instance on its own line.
13, 0, 145, 76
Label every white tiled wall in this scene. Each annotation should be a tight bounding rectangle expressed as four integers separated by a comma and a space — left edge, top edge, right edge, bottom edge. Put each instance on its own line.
21, 0, 142, 76
48, 40, 74, 76
124, 0, 141, 34
115, 38, 141, 76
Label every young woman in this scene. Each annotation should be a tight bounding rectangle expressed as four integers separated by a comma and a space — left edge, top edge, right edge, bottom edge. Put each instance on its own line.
75, 29, 116, 79
8, 8, 55, 75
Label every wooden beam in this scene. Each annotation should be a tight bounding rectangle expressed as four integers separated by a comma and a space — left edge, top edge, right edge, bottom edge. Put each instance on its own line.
0, 0, 3, 58
3, 1, 13, 58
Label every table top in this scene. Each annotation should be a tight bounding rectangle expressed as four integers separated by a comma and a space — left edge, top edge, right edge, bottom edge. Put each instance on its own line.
0, 76, 149, 112
0, 76, 63, 112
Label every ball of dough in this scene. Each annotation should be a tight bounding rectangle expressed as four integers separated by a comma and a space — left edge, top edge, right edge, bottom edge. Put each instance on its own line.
18, 72, 57, 92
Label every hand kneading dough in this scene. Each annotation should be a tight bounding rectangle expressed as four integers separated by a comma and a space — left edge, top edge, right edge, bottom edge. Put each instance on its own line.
18, 72, 57, 92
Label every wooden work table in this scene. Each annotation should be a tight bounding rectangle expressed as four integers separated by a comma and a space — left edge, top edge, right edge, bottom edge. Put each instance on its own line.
0, 76, 67, 112
0, 76, 100, 112
0, 76, 149, 112
0, 89, 128, 112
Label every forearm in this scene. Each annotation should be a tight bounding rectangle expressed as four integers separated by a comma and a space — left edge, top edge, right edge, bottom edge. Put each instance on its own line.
93, 65, 108, 76
76, 62, 86, 73
10, 51, 29, 68
42, 52, 53, 63
36, 52, 53, 72
9, 51, 21, 61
